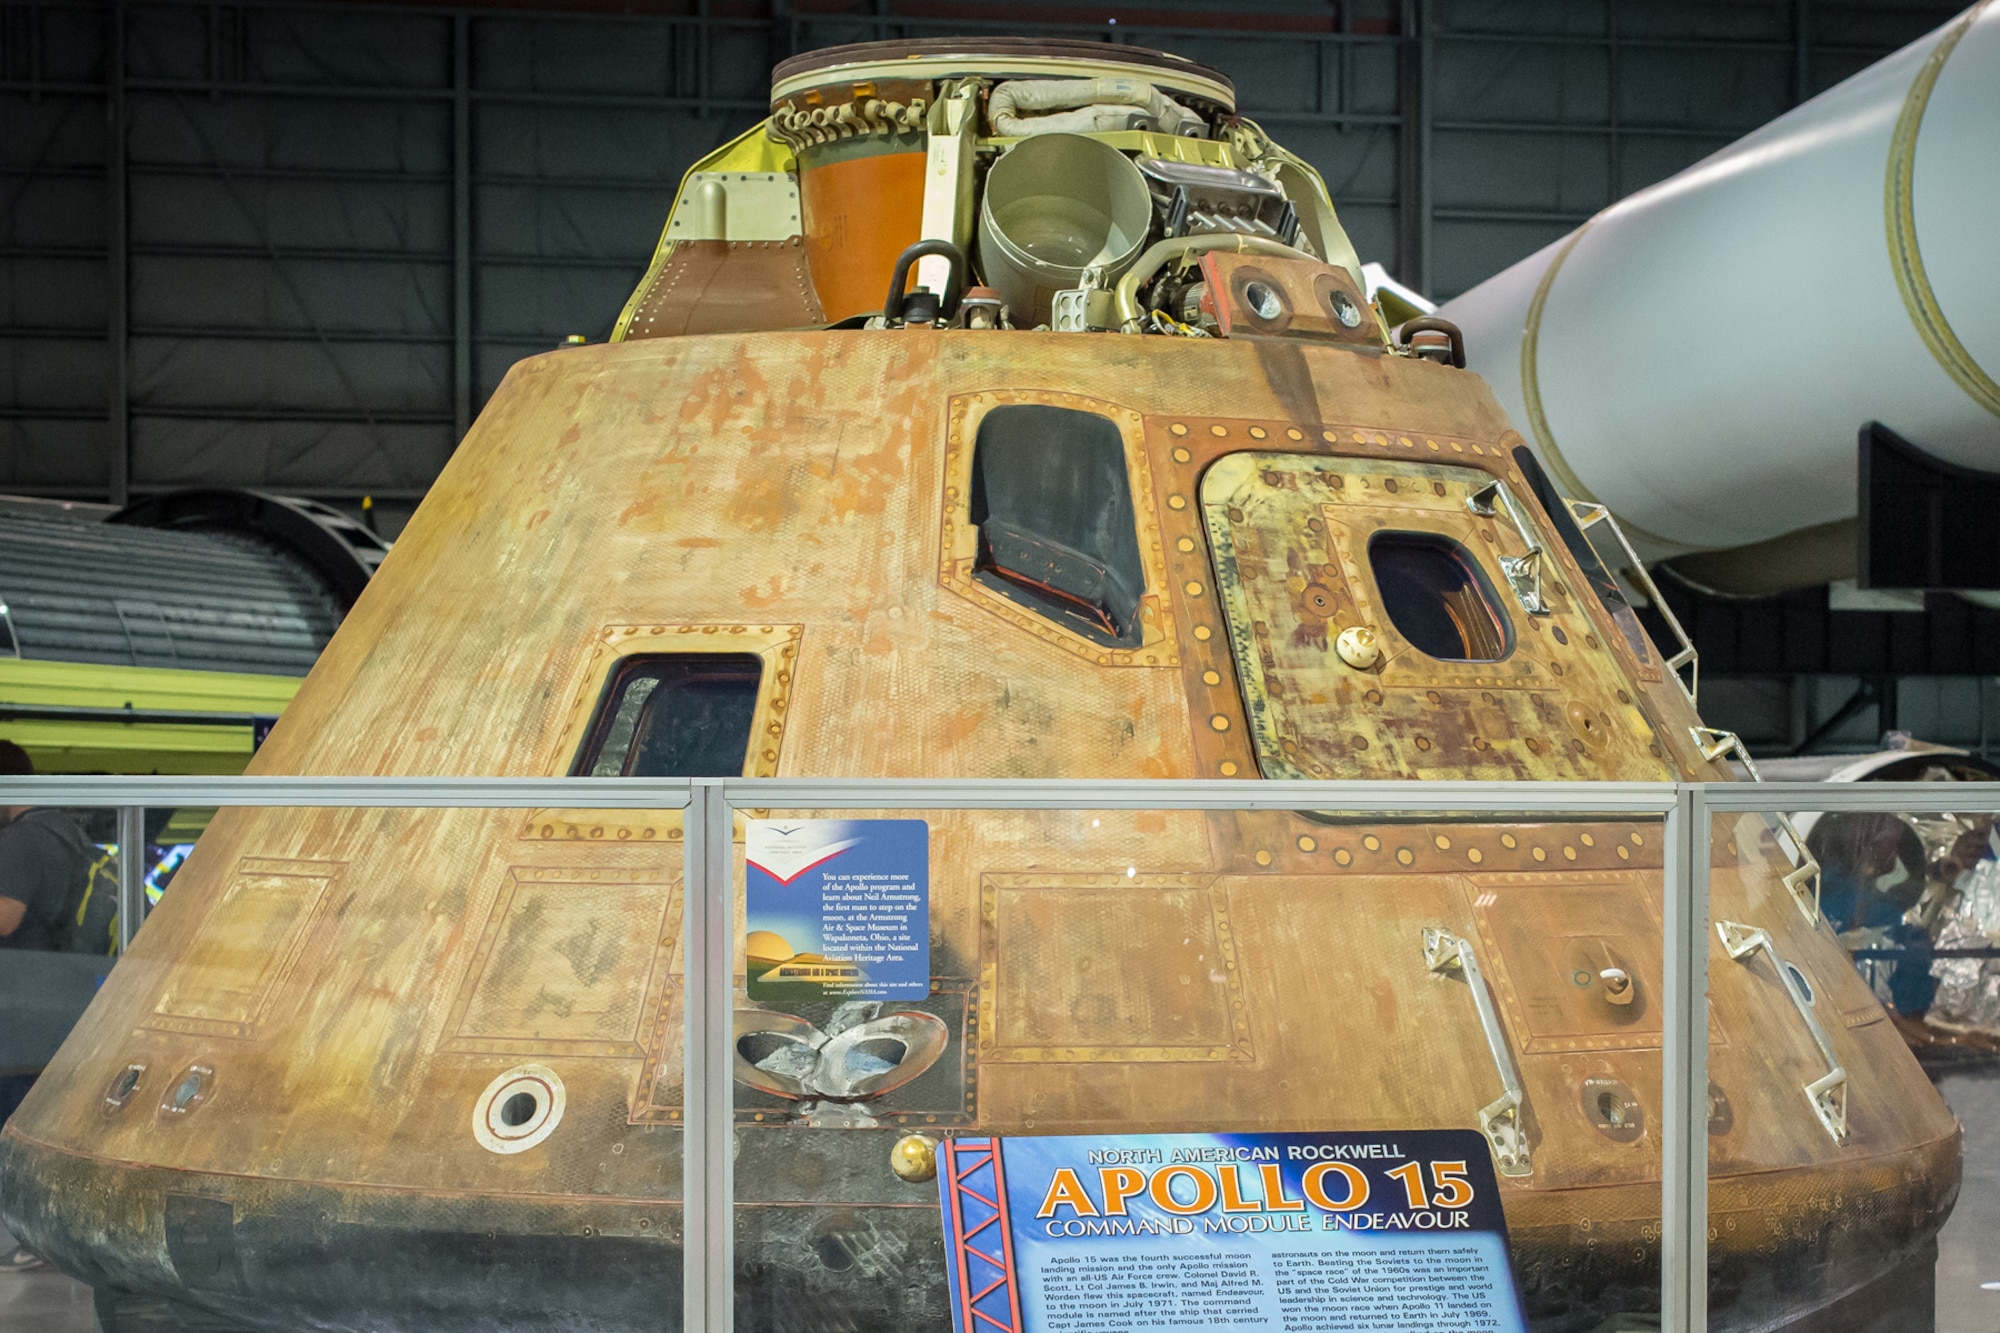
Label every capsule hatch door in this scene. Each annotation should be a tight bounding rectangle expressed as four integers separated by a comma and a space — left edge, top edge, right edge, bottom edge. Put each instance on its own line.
1198, 451, 1672, 782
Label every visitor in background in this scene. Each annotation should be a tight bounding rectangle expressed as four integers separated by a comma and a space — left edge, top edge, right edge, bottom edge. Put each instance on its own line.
0, 740, 95, 955
0, 738, 92, 1274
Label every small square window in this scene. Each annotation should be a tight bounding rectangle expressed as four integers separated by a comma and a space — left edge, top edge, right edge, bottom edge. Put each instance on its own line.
570, 654, 763, 777
1368, 531, 1512, 662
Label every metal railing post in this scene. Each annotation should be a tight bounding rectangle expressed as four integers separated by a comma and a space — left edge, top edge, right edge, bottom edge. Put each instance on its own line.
1661, 784, 1711, 1332
682, 780, 733, 1333
115, 804, 145, 951
0, 771, 1741, 1332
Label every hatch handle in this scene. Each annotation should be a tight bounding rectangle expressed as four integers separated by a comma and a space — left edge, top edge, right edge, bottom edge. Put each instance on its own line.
1392, 316, 1466, 368
1715, 920, 1849, 1144
1423, 927, 1533, 1177
1466, 480, 1549, 617
884, 240, 966, 326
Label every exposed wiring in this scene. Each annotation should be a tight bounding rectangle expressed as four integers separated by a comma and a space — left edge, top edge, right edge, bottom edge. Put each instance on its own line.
1147, 309, 1210, 338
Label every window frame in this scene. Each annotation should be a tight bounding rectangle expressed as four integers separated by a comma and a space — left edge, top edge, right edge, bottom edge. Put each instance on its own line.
1366, 528, 1516, 664
1199, 449, 1671, 783
939, 390, 1180, 668
967, 403, 1148, 649
567, 651, 768, 779
521, 623, 802, 844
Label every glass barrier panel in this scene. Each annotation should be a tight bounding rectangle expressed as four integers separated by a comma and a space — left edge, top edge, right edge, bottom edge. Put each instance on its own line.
0, 800, 687, 1333
724, 802, 1667, 1333
2, 805, 136, 1165
1703, 793, 1988, 1332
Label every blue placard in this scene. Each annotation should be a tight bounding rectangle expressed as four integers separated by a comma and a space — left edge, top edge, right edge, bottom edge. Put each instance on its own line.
745, 819, 929, 1002
939, 1130, 1526, 1333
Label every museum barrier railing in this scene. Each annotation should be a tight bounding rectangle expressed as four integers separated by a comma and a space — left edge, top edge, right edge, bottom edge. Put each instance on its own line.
0, 774, 1993, 1333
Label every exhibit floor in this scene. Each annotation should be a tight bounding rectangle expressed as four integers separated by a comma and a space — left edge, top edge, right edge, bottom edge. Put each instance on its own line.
0, 1221, 91, 1333
1935, 1069, 2000, 1333
4, 1068, 1999, 1332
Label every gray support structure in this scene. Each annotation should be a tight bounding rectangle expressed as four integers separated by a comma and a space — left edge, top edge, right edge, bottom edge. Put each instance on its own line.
1607, 1, 1623, 197
1795, 0, 1814, 102
114, 803, 144, 951
452, 14, 472, 445
683, 779, 735, 1333
106, 0, 129, 506
768, 0, 793, 79
1397, 0, 1430, 295
1660, 787, 1710, 1332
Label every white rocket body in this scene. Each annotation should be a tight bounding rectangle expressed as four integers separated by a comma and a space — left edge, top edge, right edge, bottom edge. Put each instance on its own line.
1434, 3, 2000, 562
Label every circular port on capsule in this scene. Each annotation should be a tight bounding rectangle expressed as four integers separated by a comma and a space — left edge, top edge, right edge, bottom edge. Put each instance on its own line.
1579, 1076, 1643, 1144
473, 1064, 566, 1155
102, 1064, 145, 1116
809, 1211, 875, 1272
1243, 281, 1284, 321
1708, 1082, 1734, 1137
158, 1064, 214, 1119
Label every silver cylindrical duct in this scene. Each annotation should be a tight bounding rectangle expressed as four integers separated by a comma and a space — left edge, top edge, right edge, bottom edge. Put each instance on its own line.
1435, 2, 2000, 561
0, 490, 388, 676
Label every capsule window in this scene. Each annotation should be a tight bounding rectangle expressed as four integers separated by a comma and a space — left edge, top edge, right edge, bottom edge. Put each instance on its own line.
969, 404, 1145, 648
570, 654, 762, 777
1368, 531, 1511, 662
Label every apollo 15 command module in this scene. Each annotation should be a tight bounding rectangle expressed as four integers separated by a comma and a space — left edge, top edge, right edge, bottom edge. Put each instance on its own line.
0, 34, 1960, 1333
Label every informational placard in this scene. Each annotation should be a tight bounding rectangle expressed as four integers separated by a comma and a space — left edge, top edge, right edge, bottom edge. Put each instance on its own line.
745, 819, 929, 1002
938, 1130, 1526, 1333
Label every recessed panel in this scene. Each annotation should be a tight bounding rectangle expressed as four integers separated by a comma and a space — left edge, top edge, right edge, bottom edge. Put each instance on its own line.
980, 873, 1251, 1063
443, 866, 678, 1059
148, 858, 337, 1039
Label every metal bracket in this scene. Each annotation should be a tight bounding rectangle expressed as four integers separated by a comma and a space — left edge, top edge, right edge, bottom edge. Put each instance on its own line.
1467, 481, 1549, 616
1562, 498, 1825, 926
1051, 283, 1116, 333
1423, 927, 1533, 1177
664, 172, 802, 243
1715, 920, 1850, 1144
1498, 551, 1548, 617
1691, 727, 1823, 926
1568, 500, 1698, 704
917, 79, 983, 298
